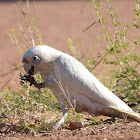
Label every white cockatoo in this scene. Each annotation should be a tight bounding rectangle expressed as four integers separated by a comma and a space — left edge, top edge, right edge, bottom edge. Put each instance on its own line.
21, 45, 140, 128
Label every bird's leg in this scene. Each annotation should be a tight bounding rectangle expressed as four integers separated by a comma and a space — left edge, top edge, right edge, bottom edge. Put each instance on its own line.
54, 103, 69, 129
60, 102, 68, 115
33, 78, 56, 89
20, 74, 55, 89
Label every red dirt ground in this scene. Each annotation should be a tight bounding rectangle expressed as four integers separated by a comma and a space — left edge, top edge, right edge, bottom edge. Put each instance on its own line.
1, 118, 140, 140
0, 0, 139, 139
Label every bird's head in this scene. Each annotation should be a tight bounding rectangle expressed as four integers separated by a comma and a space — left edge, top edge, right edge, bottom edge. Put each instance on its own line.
23, 47, 42, 75
23, 45, 60, 75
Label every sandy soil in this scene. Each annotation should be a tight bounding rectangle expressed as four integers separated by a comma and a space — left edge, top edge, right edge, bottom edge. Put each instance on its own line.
0, 0, 139, 139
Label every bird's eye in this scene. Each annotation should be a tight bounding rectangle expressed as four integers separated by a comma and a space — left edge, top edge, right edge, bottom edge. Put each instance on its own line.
31, 55, 41, 65
33, 56, 38, 61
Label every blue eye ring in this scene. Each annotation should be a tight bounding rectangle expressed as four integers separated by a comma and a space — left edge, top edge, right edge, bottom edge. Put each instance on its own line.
31, 55, 41, 65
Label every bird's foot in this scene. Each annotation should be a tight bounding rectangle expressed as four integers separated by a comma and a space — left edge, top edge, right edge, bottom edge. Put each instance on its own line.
19, 73, 35, 86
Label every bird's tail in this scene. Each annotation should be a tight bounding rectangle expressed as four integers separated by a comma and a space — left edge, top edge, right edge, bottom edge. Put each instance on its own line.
110, 107, 140, 122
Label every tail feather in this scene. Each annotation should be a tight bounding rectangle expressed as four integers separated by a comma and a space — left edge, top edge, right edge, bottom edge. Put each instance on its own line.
110, 107, 140, 122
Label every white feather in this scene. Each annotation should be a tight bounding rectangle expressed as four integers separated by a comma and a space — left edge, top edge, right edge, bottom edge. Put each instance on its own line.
23, 45, 140, 122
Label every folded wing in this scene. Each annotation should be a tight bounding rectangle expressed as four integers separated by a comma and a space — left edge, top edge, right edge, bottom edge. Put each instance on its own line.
54, 54, 140, 121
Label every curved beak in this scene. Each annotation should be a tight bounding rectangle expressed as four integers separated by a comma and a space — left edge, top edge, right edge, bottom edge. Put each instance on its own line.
24, 63, 38, 75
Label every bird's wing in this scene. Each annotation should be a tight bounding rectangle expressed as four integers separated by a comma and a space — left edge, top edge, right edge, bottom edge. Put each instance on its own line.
54, 54, 133, 112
